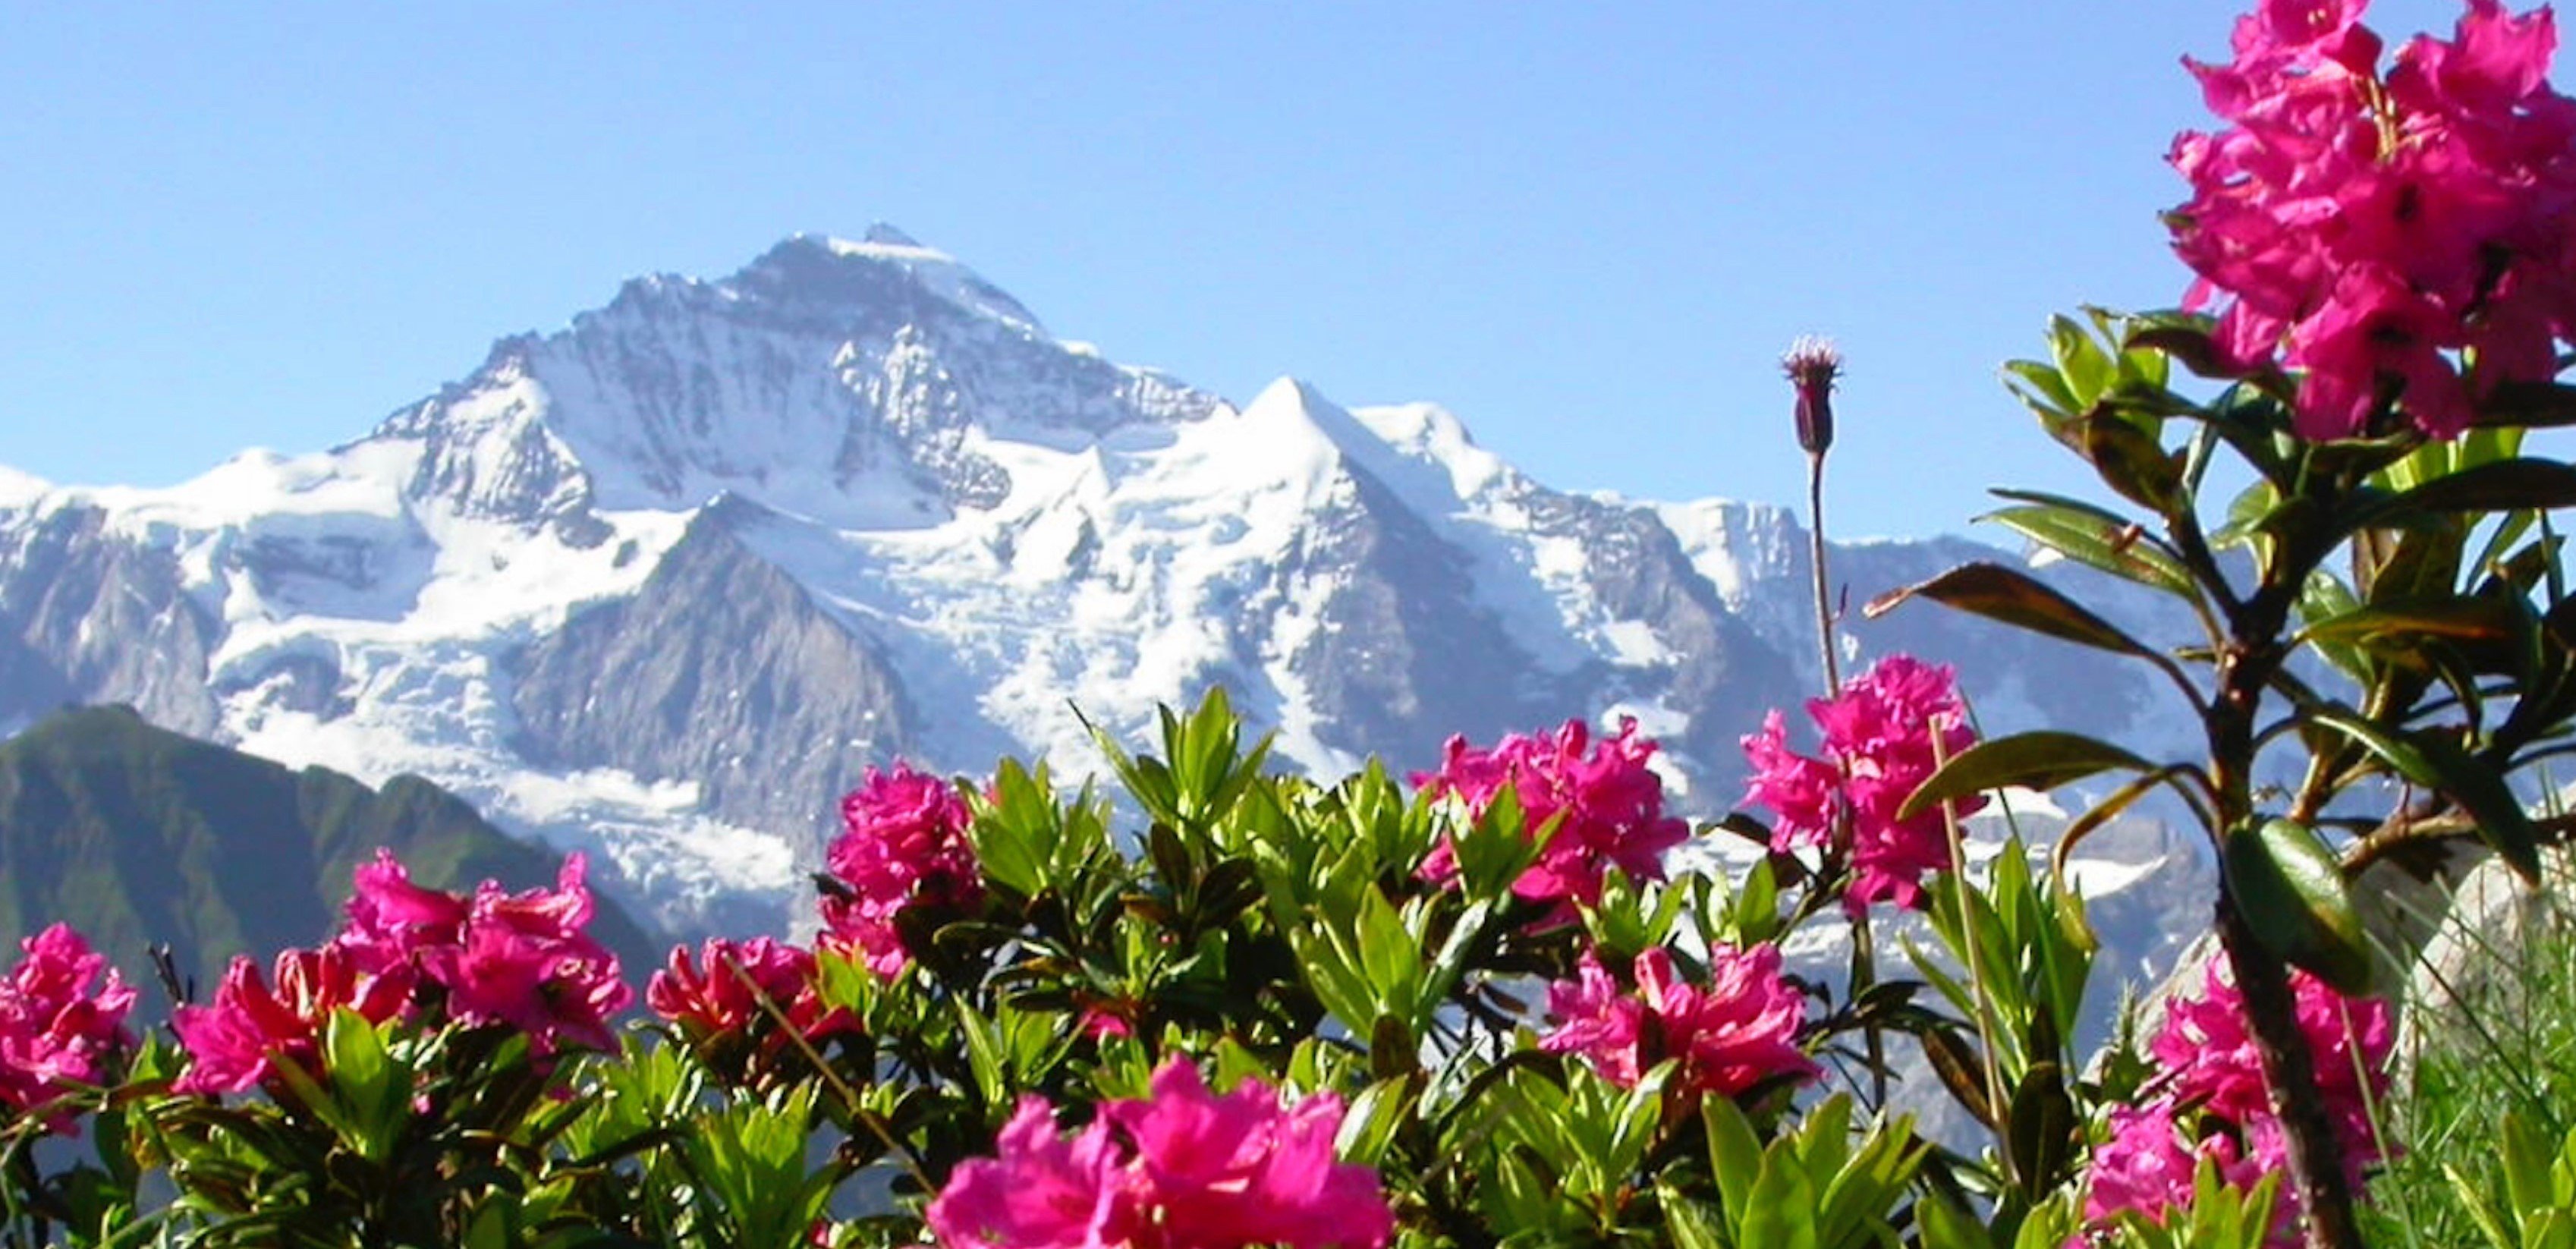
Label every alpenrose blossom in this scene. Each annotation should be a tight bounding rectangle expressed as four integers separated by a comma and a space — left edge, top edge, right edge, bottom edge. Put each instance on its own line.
1743, 654, 1983, 912
2081, 1102, 2266, 1231
2170, 0, 2576, 439
171, 944, 411, 1096
335, 848, 629, 1053
2080, 958, 2395, 1242
647, 936, 855, 1058
821, 763, 983, 978
926, 1059, 1395, 1249
0, 923, 136, 1133
1414, 717, 1690, 910
1540, 945, 1819, 1105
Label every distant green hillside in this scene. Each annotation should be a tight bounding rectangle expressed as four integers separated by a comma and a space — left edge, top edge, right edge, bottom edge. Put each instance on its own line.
0, 705, 666, 999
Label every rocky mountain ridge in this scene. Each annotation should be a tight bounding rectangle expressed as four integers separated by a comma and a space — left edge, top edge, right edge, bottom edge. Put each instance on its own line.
0, 228, 2200, 936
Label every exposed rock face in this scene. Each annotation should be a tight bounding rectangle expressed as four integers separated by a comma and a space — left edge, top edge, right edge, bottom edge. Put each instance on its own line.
1525, 490, 1807, 791
511, 510, 918, 861
1260, 464, 1568, 768
0, 505, 219, 737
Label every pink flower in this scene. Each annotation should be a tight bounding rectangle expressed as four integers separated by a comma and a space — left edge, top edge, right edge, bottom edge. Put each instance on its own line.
171, 944, 410, 1096
2151, 959, 2393, 1169
929, 1098, 1128, 1249
1077, 1008, 1134, 1042
1542, 945, 1818, 1106
927, 1059, 1395, 1249
2080, 956, 2395, 1243
820, 763, 983, 978
329, 848, 631, 1053
1107, 1061, 1394, 1249
2170, 0, 2576, 439
338, 847, 472, 977
1742, 654, 1983, 912
647, 936, 855, 1058
1414, 717, 1689, 911
0, 924, 135, 1133
435, 856, 630, 1052
2081, 1103, 2263, 1229
1540, 951, 1649, 1087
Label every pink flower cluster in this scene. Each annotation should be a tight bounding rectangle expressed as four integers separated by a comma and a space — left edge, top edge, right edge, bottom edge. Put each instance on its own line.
821, 763, 983, 978
1541, 945, 1817, 1106
2171, 0, 2576, 439
1742, 654, 1983, 912
647, 936, 856, 1062
926, 1058, 1395, 1249
2082, 958, 2395, 1242
173, 850, 631, 1096
0, 924, 135, 1134
171, 945, 410, 1096
1414, 717, 1689, 910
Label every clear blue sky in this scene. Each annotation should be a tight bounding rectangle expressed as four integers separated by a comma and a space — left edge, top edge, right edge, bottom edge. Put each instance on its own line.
0, 2, 2471, 539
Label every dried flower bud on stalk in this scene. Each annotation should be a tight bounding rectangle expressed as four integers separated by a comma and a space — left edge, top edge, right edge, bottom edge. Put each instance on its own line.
1782, 335, 1842, 455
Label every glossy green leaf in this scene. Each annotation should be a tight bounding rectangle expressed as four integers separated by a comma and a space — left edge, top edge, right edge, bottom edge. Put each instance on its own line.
2050, 314, 2115, 410
2003, 1061, 2078, 1197
2307, 709, 2543, 880
1919, 1027, 1998, 1131
2126, 318, 2257, 382
2005, 364, 2082, 457
2300, 596, 2525, 650
1898, 730, 2155, 820
2477, 379, 2576, 429
1980, 501, 2198, 600
2222, 818, 2373, 994
2081, 412, 2188, 514
1867, 562, 2161, 658
2213, 478, 2285, 553
2297, 571, 2374, 685
2351, 458, 2576, 529
1335, 1077, 1412, 1167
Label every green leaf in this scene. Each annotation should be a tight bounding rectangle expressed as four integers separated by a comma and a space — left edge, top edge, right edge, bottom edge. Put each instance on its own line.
2222, 817, 2373, 994
2003, 1061, 2077, 1197
1663, 1193, 1731, 1249
2002, 360, 2080, 426
1867, 562, 2162, 659
1335, 1077, 1413, 1167
1917, 1193, 2000, 1249
1731, 857, 1782, 947
1702, 1094, 1764, 1219
2477, 379, 2576, 429
320, 1009, 404, 1163
2351, 458, 2576, 528
1741, 1150, 1820, 1249
2126, 317, 2257, 382
2304, 594, 2521, 647
2050, 314, 2116, 410
2080, 411, 2188, 514
1919, 1027, 1999, 1131
1898, 730, 2155, 819
2307, 709, 2543, 880
1979, 499, 2199, 600
2213, 478, 2285, 553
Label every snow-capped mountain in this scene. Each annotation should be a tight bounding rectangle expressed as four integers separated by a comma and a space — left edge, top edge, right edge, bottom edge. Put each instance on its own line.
0, 227, 2206, 936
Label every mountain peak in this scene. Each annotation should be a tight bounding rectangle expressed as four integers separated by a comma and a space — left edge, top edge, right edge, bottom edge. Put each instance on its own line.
735, 231, 1044, 335
0, 464, 52, 508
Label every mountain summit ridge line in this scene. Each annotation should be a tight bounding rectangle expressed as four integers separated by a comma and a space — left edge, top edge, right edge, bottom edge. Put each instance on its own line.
0, 229, 2192, 935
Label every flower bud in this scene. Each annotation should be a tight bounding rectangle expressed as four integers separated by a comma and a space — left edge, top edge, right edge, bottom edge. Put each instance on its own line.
1782, 335, 1842, 455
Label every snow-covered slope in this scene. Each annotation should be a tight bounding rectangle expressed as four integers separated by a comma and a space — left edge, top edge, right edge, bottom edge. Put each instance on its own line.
0, 228, 2207, 937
